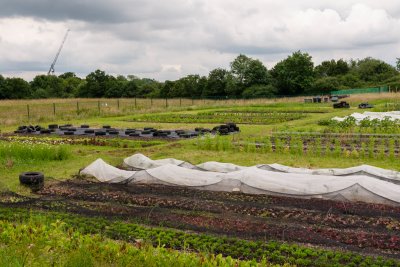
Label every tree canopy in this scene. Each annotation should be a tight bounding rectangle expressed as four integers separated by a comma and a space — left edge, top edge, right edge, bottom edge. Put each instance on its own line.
0, 52, 398, 100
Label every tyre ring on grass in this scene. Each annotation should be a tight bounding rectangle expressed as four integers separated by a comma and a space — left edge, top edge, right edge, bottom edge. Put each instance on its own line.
109, 131, 119, 135
102, 125, 111, 129
95, 131, 106, 136
19, 172, 44, 186
125, 130, 134, 135
48, 124, 58, 129
40, 129, 51, 134
67, 128, 77, 132
81, 124, 90, 128
64, 131, 74, 135
84, 129, 95, 134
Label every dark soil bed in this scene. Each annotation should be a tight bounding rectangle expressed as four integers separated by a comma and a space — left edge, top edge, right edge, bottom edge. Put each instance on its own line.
0, 180, 392, 259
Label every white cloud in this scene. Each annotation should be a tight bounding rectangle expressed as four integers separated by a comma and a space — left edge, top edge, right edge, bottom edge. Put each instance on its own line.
0, 1, 399, 81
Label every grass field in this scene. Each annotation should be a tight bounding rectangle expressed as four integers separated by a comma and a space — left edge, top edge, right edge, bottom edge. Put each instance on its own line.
1, 94, 400, 266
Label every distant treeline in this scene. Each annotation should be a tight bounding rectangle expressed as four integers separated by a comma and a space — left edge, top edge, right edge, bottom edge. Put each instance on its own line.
1, 51, 400, 99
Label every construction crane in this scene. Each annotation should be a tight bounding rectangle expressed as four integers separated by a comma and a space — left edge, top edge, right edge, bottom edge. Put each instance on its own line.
47, 29, 70, 75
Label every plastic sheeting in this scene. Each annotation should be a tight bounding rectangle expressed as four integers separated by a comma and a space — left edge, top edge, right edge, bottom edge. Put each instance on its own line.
123, 154, 400, 182
81, 157, 400, 206
332, 111, 400, 123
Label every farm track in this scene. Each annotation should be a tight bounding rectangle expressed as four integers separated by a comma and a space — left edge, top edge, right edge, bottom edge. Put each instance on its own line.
3, 180, 396, 259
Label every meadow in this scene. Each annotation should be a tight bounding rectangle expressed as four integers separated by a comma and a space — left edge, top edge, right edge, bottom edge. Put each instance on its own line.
1, 93, 400, 266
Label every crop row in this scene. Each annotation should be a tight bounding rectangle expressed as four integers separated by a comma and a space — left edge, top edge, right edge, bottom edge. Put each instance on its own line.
320, 116, 400, 134
196, 134, 400, 159
0, 218, 271, 267
0, 206, 396, 267
129, 112, 307, 125
1, 136, 165, 149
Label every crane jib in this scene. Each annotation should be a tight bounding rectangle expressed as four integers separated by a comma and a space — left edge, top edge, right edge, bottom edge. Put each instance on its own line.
47, 29, 70, 75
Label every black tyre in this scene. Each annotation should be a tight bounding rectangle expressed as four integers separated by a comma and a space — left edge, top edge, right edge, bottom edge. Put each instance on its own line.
19, 172, 44, 186
142, 131, 151, 134
95, 131, 106, 136
81, 124, 90, 128
48, 124, 58, 129
102, 125, 111, 129
109, 131, 119, 135
84, 129, 95, 134
40, 129, 51, 134
67, 128, 77, 132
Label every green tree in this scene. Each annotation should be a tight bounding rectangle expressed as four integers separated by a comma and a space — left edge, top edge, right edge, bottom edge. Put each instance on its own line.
78, 70, 110, 97
315, 59, 349, 77
242, 84, 277, 98
104, 75, 128, 98
0, 75, 7, 99
312, 76, 340, 94
61, 74, 83, 97
203, 68, 229, 98
160, 81, 175, 97
31, 75, 65, 98
352, 57, 397, 83
4, 77, 31, 99
230, 54, 269, 94
270, 51, 314, 95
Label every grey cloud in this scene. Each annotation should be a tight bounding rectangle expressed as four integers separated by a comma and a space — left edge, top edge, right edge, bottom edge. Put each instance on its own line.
1, 1, 400, 81
0, 0, 204, 24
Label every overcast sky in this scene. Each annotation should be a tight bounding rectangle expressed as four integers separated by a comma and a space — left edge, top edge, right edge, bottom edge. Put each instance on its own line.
1, 0, 399, 81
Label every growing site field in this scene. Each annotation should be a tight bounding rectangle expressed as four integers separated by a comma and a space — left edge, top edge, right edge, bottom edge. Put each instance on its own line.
1, 94, 400, 266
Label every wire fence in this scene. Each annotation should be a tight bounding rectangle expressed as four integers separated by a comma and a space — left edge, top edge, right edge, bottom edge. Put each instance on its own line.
0, 97, 301, 125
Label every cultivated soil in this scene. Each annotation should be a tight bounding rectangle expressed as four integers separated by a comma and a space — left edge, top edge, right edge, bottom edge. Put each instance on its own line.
2, 179, 398, 260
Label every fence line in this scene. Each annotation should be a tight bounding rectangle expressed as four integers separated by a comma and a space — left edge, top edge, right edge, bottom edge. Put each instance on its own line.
0, 97, 287, 125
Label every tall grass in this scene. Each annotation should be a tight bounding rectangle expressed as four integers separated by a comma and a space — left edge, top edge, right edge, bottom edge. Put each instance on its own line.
0, 141, 70, 161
